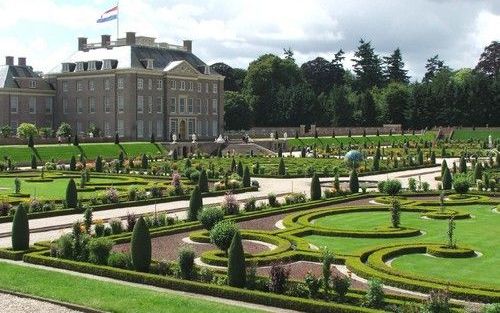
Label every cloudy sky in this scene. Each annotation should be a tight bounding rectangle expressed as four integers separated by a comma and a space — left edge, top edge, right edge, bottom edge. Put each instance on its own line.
0, 0, 498, 79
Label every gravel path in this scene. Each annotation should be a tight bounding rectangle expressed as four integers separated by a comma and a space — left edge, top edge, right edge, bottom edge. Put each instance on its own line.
0, 292, 79, 313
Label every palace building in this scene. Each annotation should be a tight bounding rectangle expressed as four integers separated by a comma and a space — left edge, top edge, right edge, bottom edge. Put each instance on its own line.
1, 32, 224, 141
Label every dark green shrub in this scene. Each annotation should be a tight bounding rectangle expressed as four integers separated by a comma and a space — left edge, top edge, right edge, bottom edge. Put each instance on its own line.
28, 134, 34, 148
150, 133, 155, 143
269, 263, 290, 294
363, 279, 385, 308
383, 179, 401, 196
227, 231, 246, 288
198, 207, 224, 231
268, 193, 278, 207
198, 169, 209, 192
188, 186, 203, 221
473, 163, 483, 181
178, 247, 195, 279
210, 220, 238, 252
141, 154, 148, 169
453, 174, 470, 195
11, 205, 29, 251
83, 207, 92, 233
304, 272, 321, 299
108, 252, 131, 269
109, 218, 123, 234
70, 155, 76, 171
442, 167, 452, 190
242, 166, 251, 188
349, 169, 359, 193
459, 156, 467, 173
310, 174, 321, 201
88, 237, 113, 265
391, 199, 401, 228
423, 290, 450, 313
377, 181, 386, 193
430, 151, 436, 164
237, 160, 243, 177
278, 158, 285, 176
114, 133, 119, 144
332, 274, 350, 301
65, 178, 78, 208
95, 155, 103, 172
131, 217, 151, 272
56, 234, 73, 259
31, 155, 37, 169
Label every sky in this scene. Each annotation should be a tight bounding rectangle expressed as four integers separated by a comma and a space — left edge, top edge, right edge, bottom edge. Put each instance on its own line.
0, 0, 498, 80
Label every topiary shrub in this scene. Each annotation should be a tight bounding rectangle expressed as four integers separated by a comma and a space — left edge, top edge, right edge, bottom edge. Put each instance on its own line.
278, 158, 286, 176
65, 178, 78, 209
178, 247, 195, 280
198, 169, 209, 192
221, 192, 239, 215
310, 174, 321, 201
442, 167, 452, 190
187, 186, 203, 221
210, 220, 238, 253
269, 263, 290, 294
108, 252, 131, 269
131, 216, 151, 272
11, 205, 29, 251
227, 231, 246, 288
332, 274, 351, 301
198, 207, 224, 231
349, 169, 359, 193
70, 155, 76, 171
391, 199, 401, 228
363, 279, 385, 308
242, 166, 251, 188
383, 179, 401, 196
141, 154, 148, 169
95, 155, 103, 172
88, 237, 113, 265
453, 174, 470, 195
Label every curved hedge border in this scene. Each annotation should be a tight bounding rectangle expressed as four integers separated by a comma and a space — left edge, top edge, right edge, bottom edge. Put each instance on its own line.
426, 246, 476, 258
422, 210, 471, 220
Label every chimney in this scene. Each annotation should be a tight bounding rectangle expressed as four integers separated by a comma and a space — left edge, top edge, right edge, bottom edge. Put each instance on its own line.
101, 34, 111, 47
5, 56, 14, 66
183, 40, 192, 52
18, 57, 26, 66
126, 32, 136, 45
78, 37, 87, 51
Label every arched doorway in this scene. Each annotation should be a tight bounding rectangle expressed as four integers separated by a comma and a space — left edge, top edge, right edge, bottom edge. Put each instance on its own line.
179, 120, 187, 141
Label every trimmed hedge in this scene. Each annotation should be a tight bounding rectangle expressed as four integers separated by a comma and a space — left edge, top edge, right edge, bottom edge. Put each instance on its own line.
426, 246, 476, 258
0, 245, 46, 260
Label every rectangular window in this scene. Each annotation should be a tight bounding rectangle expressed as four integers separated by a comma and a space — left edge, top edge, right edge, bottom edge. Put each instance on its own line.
104, 79, 110, 91
117, 120, 124, 137
157, 79, 163, 90
212, 99, 218, 114
137, 96, 144, 113
205, 83, 209, 93
156, 97, 163, 113
104, 96, 111, 113
29, 97, 36, 114
169, 97, 176, 113
62, 63, 70, 72
156, 120, 163, 138
188, 98, 193, 114
89, 97, 96, 113
197, 82, 202, 93
203, 119, 208, 136
148, 96, 153, 113
62, 81, 68, 92
137, 78, 143, 90
170, 119, 178, 137
137, 120, 144, 138
63, 98, 68, 114
188, 119, 195, 135
77, 81, 83, 91
45, 98, 53, 114
188, 81, 193, 91
104, 121, 111, 137
213, 83, 218, 94
103, 60, 112, 70
89, 80, 95, 91
11, 121, 18, 131
203, 99, 208, 114
170, 80, 176, 90
195, 99, 201, 114
212, 120, 218, 136
10, 96, 18, 113
75, 62, 84, 72
180, 81, 186, 90
88, 61, 96, 71
146, 60, 154, 69
117, 95, 124, 113
76, 98, 83, 114
179, 97, 186, 113
117, 78, 124, 89
148, 79, 152, 90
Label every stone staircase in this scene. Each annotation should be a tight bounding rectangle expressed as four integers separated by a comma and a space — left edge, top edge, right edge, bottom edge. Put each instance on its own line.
222, 141, 276, 156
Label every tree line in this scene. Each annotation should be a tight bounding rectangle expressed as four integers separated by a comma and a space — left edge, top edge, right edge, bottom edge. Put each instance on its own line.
213, 40, 499, 130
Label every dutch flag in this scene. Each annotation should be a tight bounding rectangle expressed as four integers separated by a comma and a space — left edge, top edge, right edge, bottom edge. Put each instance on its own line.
97, 5, 118, 23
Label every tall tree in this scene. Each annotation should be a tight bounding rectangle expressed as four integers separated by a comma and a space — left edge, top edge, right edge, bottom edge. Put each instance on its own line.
224, 91, 253, 130
383, 48, 409, 84
329, 86, 354, 126
210, 62, 247, 92
384, 83, 411, 126
358, 91, 377, 126
301, 50, 345, 95
351, 39, 384, 91
475, 41, 499, 78
423, 55, 449, 82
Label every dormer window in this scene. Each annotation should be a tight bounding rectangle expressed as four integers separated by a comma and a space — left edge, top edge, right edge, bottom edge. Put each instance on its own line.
88, 61, 97, 71
102, 59, 112, 70
146, 59, 154, 69
29, 80, 37, 88
204, 65, 211, 75
62, 63, 70, 73
75, 62, 85, 72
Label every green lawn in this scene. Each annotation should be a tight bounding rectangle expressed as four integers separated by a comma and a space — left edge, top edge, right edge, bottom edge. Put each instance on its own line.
451, 128, 500, 141
305, 204, 500, 288
287, 133, 436, 149
0, 142, 166, 164
0, 261, 263, 313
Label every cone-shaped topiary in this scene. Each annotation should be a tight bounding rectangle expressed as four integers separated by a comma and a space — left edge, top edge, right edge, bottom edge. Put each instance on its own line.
441, 159, 448, 177
237, 160, 244, 177
349, 169, 359, 193
459, 156, 467, 173
150, 133, 155, 143
70, 155, 76, 171
442, 166, 452, 190
114, 132, 120, 144
73, 133, 79, 146
278, 158, 286, 176
187, 186, 203, 221
65, 178, 78, 208
278, 146, 283, 158
31, 154, 37, 170
131, 216, 151, 272
12, 205, 29, 251
430, 151, 436, 165
198, 169, 209, 192
231, 158, 236, 172
242, 166, 251, 188
474, 162, 483, 181
95, 155, 103, 172
310, 174, 321, 200
227, 231, 246, 288
141, 154, 148, 169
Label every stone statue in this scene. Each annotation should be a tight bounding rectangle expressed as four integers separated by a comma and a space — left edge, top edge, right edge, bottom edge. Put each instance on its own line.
283, 132, 288, 140
172, 134, 177, 143
192, 133, 197, 143
270, 132, 275, 140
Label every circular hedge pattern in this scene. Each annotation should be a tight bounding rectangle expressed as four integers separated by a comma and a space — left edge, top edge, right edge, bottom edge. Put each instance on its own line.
426, 246, 477, 258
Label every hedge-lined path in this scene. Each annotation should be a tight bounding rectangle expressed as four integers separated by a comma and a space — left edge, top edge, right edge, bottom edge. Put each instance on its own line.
0, 259, 296, 313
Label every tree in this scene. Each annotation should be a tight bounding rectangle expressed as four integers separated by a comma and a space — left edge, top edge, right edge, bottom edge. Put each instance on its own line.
351, 39, 384, 91
31, 155, 37, 170
322, 249, 335, 295
17, 123, 37, 139
131, 217, 151, 272
358, 91, 377, 126
227, 232, 246, 288
278, 158, 286, 176
0, 125, 12, 138
424, 55, 449, 82
198, 169, 209, 192
384, 83, 410, 125
210, 62, 246, 92
73, 133, 79, 146
95, 155, 103, 172
65, 178, 78, 208
475, 41, 499, 78
210, 220, 238, 253
301, 51, 345, 95
329, 85, 354, 126
187, 186, 203, 221
310, 174, 321, 200
198, 207, 224, 231
70, 155, 76, 171
224, 91, 253, 130
383, 48, 409, 84
242, 166, 251, 188
56, 122, 72, 139
114, 133, 120, 144
442, 167, 452, 190
453, 174, 470, 195
11, 205, 29, 251
349, 169, 359, 193
27, 134, 34, 148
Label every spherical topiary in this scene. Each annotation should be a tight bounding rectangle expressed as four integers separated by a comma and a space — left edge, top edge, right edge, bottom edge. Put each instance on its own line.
187, 186, 203, 221
198, 169, 209, 192
442, 167, 452, 190
384, 179, 402, 196
227, 231, 246, 288
12, 205, 29, 251
349, 169, 359, 193
344, 150, 363, 168
65, 178, 78, 208
210, 220, 238, 253
198, 207, 224, 231
131, 217, 151, 272
310, 174, 321, 200
242, 166, 251, 188
453, 174, 470, 195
